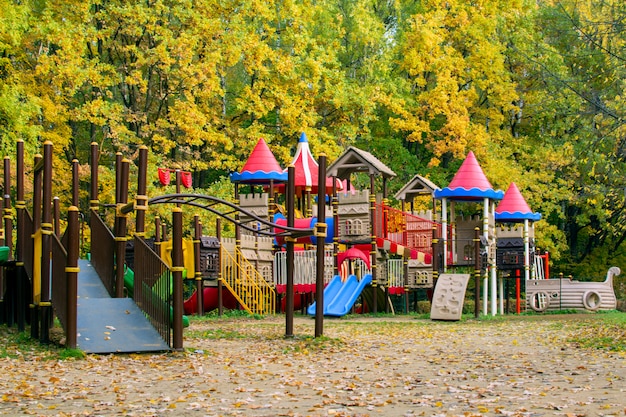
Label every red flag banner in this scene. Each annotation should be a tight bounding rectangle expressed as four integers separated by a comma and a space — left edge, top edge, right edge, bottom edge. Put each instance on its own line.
158, 168, 171, 186
181, 171, 192, 188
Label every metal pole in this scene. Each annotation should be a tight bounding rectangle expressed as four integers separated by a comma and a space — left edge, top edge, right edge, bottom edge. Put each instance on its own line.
72, 159, 79, 207
90, 143, 99, 213
15, 140, 26, 331
66, 206, 79, 349
172, 207, 184, 350
216, 218, 223, 316
114, 159, 129, 298
432, 225, 439, 293
30, 153, 42, 339
3, 157, 13, 257
314, 155, 326, 338
154, 216, 162, 257
285, 166, 295, 337
40, 141, 53, 343
474, 227, 481, 318
370, 174, 377, 314
1, 157, 10, 327
53, 197, 60, 237
332, 176, 339, 277
0, 170, 4, 326
194, 215, 203, 316
135, 146, 148, 238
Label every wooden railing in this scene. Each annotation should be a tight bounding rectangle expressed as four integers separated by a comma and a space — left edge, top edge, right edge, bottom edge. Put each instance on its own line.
89, 211, 115, 297
133, 236, 172, 346
49, 208, 79, 349
376, 203, 441, 255
50, 234, 68, 331
22, 210, 34, 280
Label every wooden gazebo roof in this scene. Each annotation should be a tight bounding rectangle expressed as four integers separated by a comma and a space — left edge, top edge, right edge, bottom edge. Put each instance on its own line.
327, 146, 396, 180
394, 174, 440, 202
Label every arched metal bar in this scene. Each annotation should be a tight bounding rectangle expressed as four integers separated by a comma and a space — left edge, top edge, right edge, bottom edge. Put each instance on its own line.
120, 193, 314, 239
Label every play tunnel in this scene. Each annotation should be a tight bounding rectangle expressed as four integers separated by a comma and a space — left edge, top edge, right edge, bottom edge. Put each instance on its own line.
273, 213, 334, 246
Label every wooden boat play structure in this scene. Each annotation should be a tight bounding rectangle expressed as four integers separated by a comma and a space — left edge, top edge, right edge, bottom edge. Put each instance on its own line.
526, 267, 619, 312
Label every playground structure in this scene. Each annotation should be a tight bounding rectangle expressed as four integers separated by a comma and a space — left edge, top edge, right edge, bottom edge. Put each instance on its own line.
0, 140, 318, 352
1, 134, 620, 353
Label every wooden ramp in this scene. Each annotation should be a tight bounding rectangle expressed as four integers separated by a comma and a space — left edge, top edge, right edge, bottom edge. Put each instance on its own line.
76, 259, 170, 354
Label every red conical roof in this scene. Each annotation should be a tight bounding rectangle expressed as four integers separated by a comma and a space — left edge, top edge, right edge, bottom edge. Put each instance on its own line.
495, 182, 541, 221
447, 151, 494, 191
496, 182, 532, 214
240, 138, 283, 174
230, 138, 288, 183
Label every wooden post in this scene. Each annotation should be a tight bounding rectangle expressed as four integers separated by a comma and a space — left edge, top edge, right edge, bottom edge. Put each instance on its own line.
30, 153, 42, 340
370, 174, 377, 314
71, 159, 79, 207
233, 182, 241, 306
515, 269, 521, 314
1, 156, 11, 328
15, 140, 26, 331
53, 197, 60, 237
66, 206, 79, 349
154, 216, 162, 257
0, 160, 5, 326
40, 141, 53, 344
115, 152, 122, 203
314, 155, 326, 338
90, 143, 99, 213
175, 169, 181, 196
194, 215, 203, 316
401, 199, 409, 313
432, 225, 439, 296
135, 146, 148, 238
216, 218, 223, 316
114, 158, 129, 298
3, 157, 13, 257
332, 177, 339, 277
285, 166, 295, 338
172, 207, 184, 350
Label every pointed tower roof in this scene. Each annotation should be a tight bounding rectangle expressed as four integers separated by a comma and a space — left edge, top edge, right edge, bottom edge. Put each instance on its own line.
495, 182, 541, 222
230, 138, 288, 183
290, 132, 318, 189
434, 151, 504, 200
284, 132, 341, 195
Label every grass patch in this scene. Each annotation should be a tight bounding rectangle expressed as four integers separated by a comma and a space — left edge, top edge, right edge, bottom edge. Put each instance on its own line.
186, 328, 249, 340
566, 311, 626, 351
283, 335, 344, 354
0, 325, 86, 360
569, 324, 626, 351
190, 309, 265, 321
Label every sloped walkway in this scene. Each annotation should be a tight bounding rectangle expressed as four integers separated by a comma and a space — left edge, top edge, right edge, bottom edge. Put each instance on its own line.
76, 259, 170, 354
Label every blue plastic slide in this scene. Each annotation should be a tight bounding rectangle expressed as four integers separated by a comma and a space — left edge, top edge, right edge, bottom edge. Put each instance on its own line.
307, 275, 344, 316
307, 274, 372, 317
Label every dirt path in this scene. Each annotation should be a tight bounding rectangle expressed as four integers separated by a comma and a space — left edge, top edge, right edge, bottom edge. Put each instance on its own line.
1, 315, 625, 416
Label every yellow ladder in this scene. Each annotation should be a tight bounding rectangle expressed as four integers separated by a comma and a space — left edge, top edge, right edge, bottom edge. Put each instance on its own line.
220, 246, 276, 315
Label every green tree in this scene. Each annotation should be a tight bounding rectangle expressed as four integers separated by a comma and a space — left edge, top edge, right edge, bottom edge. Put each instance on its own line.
0, 1, 42, 158
506, 0, 626, 267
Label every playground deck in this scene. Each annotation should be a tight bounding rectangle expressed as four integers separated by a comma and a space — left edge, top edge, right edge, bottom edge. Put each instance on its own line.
76, 259, 170, 354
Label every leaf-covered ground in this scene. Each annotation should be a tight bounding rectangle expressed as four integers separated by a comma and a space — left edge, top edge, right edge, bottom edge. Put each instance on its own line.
1, 314, 625, 417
